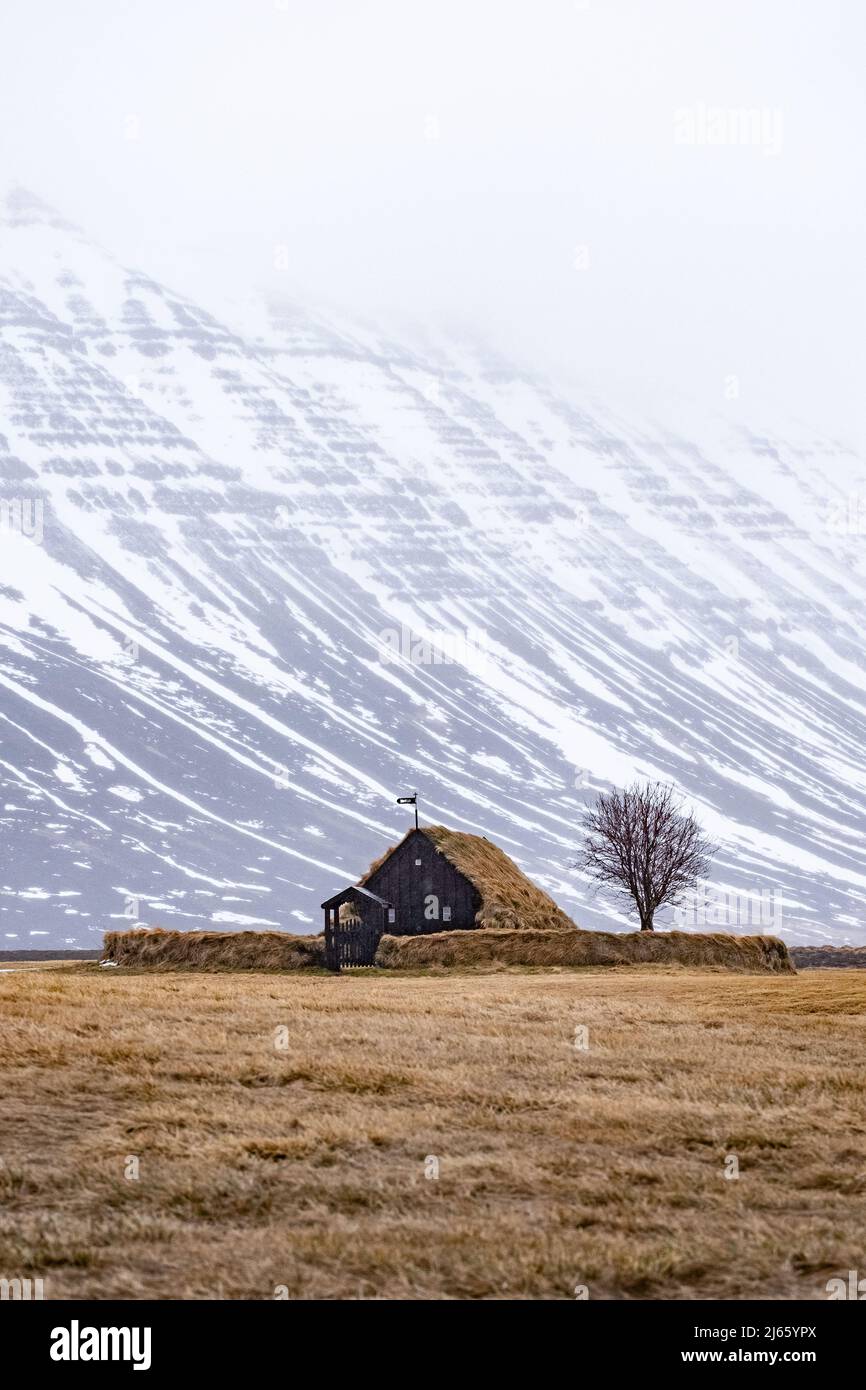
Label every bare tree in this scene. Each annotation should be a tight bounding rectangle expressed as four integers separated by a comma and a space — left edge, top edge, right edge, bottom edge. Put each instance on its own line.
579, 782, 715, 931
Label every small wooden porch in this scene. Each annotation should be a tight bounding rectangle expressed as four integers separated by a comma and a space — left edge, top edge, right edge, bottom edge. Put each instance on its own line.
320, 885, 395, 971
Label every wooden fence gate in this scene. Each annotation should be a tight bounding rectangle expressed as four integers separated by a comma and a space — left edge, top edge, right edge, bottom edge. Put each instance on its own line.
324, 916, 383, 972
321, 888, 392, 972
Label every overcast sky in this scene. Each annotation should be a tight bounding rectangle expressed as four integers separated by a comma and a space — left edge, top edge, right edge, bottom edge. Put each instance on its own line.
1, 0, 863, 433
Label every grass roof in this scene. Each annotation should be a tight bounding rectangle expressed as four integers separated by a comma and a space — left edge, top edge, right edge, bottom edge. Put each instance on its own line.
361, 824, 577, 932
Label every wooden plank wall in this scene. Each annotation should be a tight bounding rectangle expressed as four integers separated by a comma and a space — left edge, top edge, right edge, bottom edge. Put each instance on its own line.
366, 830, 480, 934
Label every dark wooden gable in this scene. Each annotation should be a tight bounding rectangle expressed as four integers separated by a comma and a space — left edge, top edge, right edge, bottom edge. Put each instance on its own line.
363, 829, 481, 935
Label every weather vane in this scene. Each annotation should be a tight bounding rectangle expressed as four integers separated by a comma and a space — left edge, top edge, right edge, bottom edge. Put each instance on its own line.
396, 791, 419, 830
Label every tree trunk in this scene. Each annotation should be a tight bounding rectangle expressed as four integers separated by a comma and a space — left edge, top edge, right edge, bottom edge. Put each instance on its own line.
639, 911, 654, 931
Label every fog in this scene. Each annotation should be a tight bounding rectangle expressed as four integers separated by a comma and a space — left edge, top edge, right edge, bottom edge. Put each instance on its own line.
1, 0, 863, 433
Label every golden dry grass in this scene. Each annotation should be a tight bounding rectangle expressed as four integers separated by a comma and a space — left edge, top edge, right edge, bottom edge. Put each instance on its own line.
1, 964, 864, 1300
103, 925, 792, 974
376, 927, 792, 973
104, 928, 325, 970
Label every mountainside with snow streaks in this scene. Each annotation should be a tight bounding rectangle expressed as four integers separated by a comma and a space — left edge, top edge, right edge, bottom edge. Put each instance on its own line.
0, 187, 864, 949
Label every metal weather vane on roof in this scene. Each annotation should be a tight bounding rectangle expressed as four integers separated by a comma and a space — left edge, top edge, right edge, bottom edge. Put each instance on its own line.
396, 791, 419, 829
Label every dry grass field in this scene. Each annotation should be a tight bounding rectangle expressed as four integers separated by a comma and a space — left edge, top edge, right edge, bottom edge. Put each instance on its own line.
1, 963, 865, 1300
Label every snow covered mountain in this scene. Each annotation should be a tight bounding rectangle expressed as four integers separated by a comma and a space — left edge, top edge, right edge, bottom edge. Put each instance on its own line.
1, 185, 865, 950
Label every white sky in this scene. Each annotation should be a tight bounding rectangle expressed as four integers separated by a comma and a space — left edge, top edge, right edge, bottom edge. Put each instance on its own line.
1, 0, 864, 433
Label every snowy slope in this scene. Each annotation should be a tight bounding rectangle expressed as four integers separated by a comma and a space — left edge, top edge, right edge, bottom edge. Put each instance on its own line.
1, 186, 865, 949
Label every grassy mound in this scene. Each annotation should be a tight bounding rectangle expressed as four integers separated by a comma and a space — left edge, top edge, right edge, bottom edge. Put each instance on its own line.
103, 926, 793, 975
103, 928, 325, 970
375, 927, 794, 973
